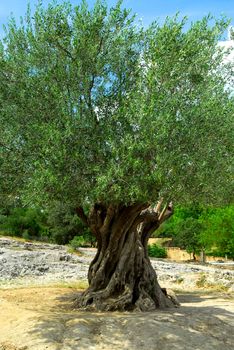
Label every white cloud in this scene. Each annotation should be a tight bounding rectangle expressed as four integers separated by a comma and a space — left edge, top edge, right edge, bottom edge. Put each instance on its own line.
219, 40, 234, 64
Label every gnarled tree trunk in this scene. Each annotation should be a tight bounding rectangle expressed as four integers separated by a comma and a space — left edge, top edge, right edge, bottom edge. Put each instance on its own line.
76, 201, 178, 311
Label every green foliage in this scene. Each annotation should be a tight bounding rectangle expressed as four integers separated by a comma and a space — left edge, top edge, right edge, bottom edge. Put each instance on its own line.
46, 202, 90, 244
196, 273, 207, 288
199, 205, 234, 259
172, 217, 203, 255
156, 205, 203, 256
0, 202, 94, 245
0, 1, 233, 211
148, 244, 167, 258
157, 204, 234, 259
22, 230, 31, 241
0, 207, 48, 239
69, 233, 96, 249
230, 27, 234, 40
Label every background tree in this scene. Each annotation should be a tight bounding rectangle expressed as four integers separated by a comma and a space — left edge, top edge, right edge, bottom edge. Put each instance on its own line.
46, 201, 92, 245
167, 206, 204, 260
155, 204, 234, 259
199, 206, 234, 259
0, 200, 94, 245
0, 1, 233, 311
0, 206, 48, 240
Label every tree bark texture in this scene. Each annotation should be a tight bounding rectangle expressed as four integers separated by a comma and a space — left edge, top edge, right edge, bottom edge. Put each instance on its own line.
75, 202, 178, 311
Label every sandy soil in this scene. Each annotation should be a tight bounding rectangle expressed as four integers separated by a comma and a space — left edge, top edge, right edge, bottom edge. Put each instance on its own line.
0, 286, 233, 350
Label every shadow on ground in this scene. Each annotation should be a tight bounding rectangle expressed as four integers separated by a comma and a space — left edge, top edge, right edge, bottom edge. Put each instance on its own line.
27, 290, 234, 350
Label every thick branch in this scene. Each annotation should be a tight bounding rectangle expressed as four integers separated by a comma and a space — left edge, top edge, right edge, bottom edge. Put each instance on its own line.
100, 204, 116, 235
154, 198, 164, 214
159, 202, 173, 223
138, 206, 158, 224
75, 206, 88, 226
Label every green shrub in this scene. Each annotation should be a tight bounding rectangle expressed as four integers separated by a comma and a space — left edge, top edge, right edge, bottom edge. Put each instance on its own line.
196, 273, 207, 288
69, 232, 96, 249
0, 207, 47, 238
148, 244, 167, 258
206, 249, 228, 258
47, 202, 93, 245
70, 236, 86, 249
22, 230, 31, 241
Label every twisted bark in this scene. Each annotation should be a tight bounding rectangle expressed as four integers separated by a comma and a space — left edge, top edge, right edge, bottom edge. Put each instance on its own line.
75, 201, 177, 311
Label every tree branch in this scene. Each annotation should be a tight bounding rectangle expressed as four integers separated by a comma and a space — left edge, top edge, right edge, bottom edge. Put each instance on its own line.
88, 204, 106, 241
75, 206, 88, 226
100, 204, 116, 235
158, 202, 173, 223
53, 40, 75, 61
136, 205, 159, 225
154, 198, 164, 214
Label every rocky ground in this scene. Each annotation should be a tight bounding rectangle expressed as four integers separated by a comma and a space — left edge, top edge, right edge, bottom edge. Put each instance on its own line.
0, 237, 234, 350
0, 237, 233, 292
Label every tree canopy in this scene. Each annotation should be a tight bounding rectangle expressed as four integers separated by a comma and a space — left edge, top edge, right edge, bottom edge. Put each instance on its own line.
0, 0, 234, 311
0, 0, 233, 209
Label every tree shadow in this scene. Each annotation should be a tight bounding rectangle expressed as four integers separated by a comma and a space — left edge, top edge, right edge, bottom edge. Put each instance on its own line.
28, 290, 234, 350
177, 291, 233, 303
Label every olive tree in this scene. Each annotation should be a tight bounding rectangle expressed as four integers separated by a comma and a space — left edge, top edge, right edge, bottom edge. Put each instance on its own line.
0, 1, 233, 311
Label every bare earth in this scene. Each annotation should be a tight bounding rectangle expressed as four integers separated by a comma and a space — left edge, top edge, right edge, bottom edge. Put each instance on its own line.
0, 239, 233, 350
0, 286, 233, 350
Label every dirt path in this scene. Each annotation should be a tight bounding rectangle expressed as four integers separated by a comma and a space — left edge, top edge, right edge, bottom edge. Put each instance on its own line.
0, 287, 233, 350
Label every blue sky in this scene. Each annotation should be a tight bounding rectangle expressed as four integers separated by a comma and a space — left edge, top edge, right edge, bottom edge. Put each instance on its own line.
0, 0, 234, 39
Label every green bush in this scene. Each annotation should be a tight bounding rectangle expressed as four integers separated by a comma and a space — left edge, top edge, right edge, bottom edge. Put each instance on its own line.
0, 202, 95, 246
69, 232, 96, 249
69, 236, 86, 249
47, 202, 92, 245
206, 249, 228, 258
196, 273, 207, 288
0, 207, 47, 239
22, 230, 31, 241
148, 244, 167, 258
